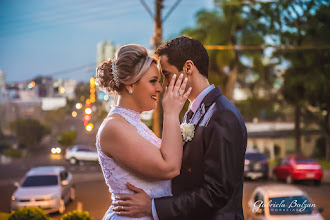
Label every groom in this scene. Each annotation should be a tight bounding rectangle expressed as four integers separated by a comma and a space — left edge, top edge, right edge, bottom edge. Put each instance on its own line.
114, 36, 247, 220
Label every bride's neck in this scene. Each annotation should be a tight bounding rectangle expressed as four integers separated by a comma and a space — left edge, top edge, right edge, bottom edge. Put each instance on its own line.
116, 95, 142, 113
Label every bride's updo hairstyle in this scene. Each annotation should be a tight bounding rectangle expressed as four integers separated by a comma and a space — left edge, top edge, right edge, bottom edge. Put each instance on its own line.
96, 44, 155, 94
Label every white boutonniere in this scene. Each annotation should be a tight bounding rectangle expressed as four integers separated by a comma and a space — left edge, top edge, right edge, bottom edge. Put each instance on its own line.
180, 123, 195, 142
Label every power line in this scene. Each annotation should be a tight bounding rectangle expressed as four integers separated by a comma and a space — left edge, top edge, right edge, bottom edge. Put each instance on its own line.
28, 63, 96, 79
0, 6, 137, 37
139, 0, 154, 19
216, 0, 277, 6
0, 0, 115, 26
163, 0, 182, 22
0, 1, 138, 35
7, 62, 96, 84
204, 45, 330, 50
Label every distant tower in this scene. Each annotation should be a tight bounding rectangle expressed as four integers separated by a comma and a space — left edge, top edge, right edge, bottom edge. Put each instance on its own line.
0, 70, 5, 92
0, 70, 7, 102
97, 41, 117, 65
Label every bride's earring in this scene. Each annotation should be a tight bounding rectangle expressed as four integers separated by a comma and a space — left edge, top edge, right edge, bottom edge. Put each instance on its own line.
129, 90, 133, 95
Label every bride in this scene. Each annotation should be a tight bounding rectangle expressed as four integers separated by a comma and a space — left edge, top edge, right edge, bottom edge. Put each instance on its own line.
95, 44, 191, 220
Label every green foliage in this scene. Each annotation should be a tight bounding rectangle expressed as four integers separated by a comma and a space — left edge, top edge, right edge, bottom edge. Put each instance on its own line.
269, 158, 282, 167
182, 3, 265, 99
236, 98, 283, 121
0, 128, 4, 139
42, 108, 67, 136
57, 131, 77, 147
10, 119, 50, 149
75, 82, 90, 102
248, 1, 330, 156
0, 212, 10, 219
0, 140, 10, 153
60, 210, 93, 220
313, 137, 326, 159
317, 160, 330, 170
274, 145, 281, 157
9, 207, 49, 220
3, 148, 22, 158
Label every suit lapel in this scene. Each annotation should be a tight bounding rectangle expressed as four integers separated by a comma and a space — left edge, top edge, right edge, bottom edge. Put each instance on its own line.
187, 87, 222, 124
183, 87, 223, 146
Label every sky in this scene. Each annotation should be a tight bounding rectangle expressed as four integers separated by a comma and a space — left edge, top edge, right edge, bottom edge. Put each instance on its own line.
0, 0, 214, 83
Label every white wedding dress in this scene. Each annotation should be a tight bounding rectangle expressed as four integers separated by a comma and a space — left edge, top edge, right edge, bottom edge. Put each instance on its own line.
96, 106, 172, 220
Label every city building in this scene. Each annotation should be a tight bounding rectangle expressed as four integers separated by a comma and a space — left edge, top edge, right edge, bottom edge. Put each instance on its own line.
53, 78, 77, 100
0, 70, 8, 104
246, 121, 321, 160
96, 41, 118, 65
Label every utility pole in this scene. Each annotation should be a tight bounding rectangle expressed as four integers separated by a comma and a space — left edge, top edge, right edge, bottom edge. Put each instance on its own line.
140, 0, 182, 137
152, 0, 163, 137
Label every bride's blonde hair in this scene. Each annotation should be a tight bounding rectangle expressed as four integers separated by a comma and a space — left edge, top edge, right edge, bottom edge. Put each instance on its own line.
96, 44, 156, 94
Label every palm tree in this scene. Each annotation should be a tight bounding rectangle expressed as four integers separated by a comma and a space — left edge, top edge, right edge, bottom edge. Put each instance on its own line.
182, 0, 264, 100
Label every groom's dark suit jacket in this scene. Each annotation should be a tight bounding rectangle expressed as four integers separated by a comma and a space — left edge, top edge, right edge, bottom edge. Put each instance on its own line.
155, 87, 247, 220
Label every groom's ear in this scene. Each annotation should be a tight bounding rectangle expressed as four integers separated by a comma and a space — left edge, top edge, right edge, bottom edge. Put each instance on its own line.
184, 60, 195, 76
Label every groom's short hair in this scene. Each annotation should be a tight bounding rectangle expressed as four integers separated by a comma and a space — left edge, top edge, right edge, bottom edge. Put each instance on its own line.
155, 36, 209, 78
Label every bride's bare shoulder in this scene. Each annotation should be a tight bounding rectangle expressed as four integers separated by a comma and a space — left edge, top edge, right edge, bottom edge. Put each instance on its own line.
99, 114, 129, 135
98, 114, 138, 156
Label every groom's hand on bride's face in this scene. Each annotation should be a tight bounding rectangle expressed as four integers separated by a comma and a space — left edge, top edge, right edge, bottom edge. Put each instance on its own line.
113, 182, 152, 217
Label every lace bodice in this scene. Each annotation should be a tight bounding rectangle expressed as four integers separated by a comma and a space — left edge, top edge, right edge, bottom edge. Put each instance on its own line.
96, 106, 172, 220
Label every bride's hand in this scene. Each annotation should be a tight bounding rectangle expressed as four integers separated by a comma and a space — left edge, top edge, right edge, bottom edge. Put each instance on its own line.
162, 73, 192, 117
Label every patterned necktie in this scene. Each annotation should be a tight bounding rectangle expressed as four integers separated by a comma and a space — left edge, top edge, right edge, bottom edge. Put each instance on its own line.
186, 109, 194, 123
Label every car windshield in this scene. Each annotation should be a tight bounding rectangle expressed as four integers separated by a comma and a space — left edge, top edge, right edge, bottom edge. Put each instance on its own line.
76, 146, 95, 151
245, 153, 265, 160
22, 175, 58, 187
268, 196, 314, 215
295, 158, 316, 163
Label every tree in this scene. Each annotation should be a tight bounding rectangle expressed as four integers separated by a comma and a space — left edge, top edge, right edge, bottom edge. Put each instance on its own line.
57, 131, 77, 148
302, 4, 330, 160
249, 0, 328, 154
42, 107, 67, 136
182, 0, 265, 100
0, 128, 4, 139
10, 119, 50, 150
75, 82, 90, 102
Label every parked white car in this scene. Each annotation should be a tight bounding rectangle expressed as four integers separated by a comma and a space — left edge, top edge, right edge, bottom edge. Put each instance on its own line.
246, 184, 324, 220
11, 166, 75, 214
65, 145, 98, 165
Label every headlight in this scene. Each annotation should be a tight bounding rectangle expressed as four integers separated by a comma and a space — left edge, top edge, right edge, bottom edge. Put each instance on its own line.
51, 147, 62, 154
11, 196, 16, 201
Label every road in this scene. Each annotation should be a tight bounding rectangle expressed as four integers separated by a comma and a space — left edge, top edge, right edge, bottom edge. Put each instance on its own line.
1, 155, 329, 219
0, 154, 111, 219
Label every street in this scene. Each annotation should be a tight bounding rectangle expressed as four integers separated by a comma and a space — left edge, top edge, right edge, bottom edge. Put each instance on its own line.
1, 155, 329, 219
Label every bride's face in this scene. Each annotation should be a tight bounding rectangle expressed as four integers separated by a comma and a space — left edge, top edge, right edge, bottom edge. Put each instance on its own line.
132, 63, 163, 111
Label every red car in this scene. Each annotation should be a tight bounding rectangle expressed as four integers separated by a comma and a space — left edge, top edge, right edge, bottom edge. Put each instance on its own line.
273, 155, 323, 185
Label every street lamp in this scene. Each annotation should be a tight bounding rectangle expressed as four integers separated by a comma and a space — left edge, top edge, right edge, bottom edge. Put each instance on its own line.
85, 108, 92, 115
72, 111, 77, 117
85, 123, 93, 132
75, 103, 82, 110
59, 87, 65, 94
